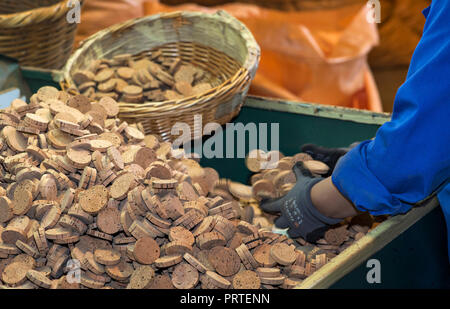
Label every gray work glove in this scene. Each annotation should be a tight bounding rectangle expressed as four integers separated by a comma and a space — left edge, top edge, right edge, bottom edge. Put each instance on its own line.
260, 162, 341, 242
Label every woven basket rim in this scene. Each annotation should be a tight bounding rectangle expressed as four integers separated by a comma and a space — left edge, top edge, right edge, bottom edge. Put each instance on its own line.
63, 10, 261, 107
0, 0, 77, 27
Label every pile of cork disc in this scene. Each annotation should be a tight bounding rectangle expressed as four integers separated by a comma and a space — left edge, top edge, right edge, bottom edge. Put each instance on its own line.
0, 87, 386, 289
243, 149, 387, 257
71, 51, 213, 103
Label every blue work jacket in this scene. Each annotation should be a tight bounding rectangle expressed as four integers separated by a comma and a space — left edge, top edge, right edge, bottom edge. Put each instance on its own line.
332, 1, 450, 259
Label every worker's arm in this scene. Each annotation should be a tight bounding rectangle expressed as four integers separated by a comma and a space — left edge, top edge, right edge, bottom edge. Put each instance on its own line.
329, 0, 450, 216
260, 1, 450, 240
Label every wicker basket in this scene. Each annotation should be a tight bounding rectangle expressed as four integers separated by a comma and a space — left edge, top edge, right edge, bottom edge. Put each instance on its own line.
63, 10, 260, 141
0, 0, 82, 69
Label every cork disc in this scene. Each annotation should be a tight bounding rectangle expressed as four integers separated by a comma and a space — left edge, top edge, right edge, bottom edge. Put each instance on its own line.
293, 152, 313, 162
79, 185, 109, 214
2, 262, 32, 286
107, 147, 124, 169
168, 226, 194, 246
204, 271, 231, 289
133, 147, 157, 168
0, 196, 13, 223
66, 147, 92, 167
174, 183, 196, 203
270, 243, 297, 266
133, 237, 160, 265
208, 246, 241, 277
99, 132, 123, 148
154, 255, 183, 268
105, 260, 133, 281
146, 163, 171, 179
254, 244, 277, 267
171, 262, 199, 289
90, 139, 112, 152
183, 253, 208, 273
232, 270, 261, 289
47, 129, 73, 149
146, 274, 175, 289
26, 270, 53, 289
3, 126, 27, 152
324, 225, 348, 246
94, 248, 121, 266
144, 135, 159, 149
245, 149, 268, 172
303, 160, 330, 175
37, 86, 59, 101
110, 173, 135, 200
98, 97, 119, 117
124, 126, 144, 141
128, 265, 155, 289
252, 179, 276, 199
97, 207, 122, 234
12, 186, 33, 216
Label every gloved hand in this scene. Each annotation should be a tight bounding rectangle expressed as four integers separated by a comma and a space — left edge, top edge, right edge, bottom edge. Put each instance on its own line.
260, 161, 342, 242
301, 144, 351, 175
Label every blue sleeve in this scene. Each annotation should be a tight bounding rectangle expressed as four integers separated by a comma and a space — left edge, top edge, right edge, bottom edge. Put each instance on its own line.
331, 1, 450, 216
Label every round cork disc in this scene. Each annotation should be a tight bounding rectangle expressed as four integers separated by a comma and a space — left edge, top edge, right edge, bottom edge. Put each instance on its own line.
2, 262, 32, 286
254, 244, 277, 267
66, 147, 92, 167
99, 132, 123, 148
146, 274, 175, 289
90, 139, 112, 152
204, 271, 231, 289
293, 152, 313, 162
270, 243, 297, 266
0, 196, 13, 223
12, 186, 33, 216
303, 160, 329, 175
208, 246, 241, 277
176, 182, 198, 201
144, 135, 159, 149
26, 270, 53, 289
110, 173, 135, 200
171, 262, 199, 289
133, 147, 157, 169
146, 163, 171, 179
79, 185, 109, 214
37, 86, 59, 101
232, 270, 261, 289
117, 67, 134, 80
12, 254, 36, 269
3, 126, 27, 152
94, 248, 121, 266
105, 259, 133, 281
169, 226, 195, 246
67, 95, 92, 113
154, 255, 183, 268
133, 237, 160, 265
324, 225, 348, 246
98, 97, 119, 117
245, 149, 268, 172
124, 126, 144, 141
97, 207, 122, 235
47, 129, 73, 149
107, 146, 124, 169
128, 265, 155, 289
252, 179, 276, 199
39, 175, 57, 201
